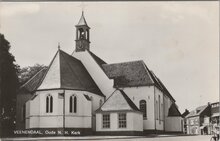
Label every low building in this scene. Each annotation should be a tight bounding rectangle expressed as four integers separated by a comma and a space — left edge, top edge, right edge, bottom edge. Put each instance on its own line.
185, 104, 211, 135
210, 102, 219, 134
95, 89, 143, 135
182, 109, 190, 134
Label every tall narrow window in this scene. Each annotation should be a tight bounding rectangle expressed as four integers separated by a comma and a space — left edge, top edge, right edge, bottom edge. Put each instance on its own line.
74, 96, 77, 113
70, 95, 77, 113
118, 113, 127, 128
50, 96, 53, 113
159, 95, 161, 120
156, 100, 158, 120
70, 96, 73, 113
161, 103, 163, 120
140, 100, 147, 118
46, 95, 53, 113
102, 114, 110, 128
46, 96, 49, 113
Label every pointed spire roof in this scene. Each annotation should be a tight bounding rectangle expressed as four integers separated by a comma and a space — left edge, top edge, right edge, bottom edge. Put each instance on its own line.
76, 11, 88, 26
96, 89, 140, 113
37, 49, 104, 96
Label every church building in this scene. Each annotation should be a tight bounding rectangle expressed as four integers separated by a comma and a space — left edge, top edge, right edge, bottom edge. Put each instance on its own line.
16, 12, 183, 136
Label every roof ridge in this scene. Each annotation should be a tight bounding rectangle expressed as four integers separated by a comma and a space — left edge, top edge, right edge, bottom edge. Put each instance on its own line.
118, 89, 140, 111
141, 61, 155, 84
103, 60, 143, 66
87, 50, 107, 65
95, 89, 117, 112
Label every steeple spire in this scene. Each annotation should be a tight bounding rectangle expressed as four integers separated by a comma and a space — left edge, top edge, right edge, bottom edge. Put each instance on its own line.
75, 11, 90, 52
76, 11, 88, 26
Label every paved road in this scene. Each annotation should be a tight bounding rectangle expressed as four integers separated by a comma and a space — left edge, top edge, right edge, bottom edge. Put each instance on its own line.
1, 135, 214, 141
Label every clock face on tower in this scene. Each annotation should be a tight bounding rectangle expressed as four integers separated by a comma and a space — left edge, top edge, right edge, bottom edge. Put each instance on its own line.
79, 41, 82, 49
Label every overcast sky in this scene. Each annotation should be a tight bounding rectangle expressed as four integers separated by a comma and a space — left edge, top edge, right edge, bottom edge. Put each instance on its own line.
0, 2, 219, 113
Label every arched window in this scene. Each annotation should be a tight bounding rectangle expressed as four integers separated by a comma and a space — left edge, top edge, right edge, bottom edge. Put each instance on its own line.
46, 95, 53, 113
70, 95, 77, 113
139, 100, 147, 118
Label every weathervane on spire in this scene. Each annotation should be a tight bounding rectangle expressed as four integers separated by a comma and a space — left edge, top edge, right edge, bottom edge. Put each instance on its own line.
79, 2, 87, 13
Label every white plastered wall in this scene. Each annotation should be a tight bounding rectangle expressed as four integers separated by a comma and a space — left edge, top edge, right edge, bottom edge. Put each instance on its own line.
26, 89, 104, 129
154, 87, 164, 131
164, 94, 183, 132
96, 112, 143, 132
165, 117, 183, 132
122, 86, 155, 130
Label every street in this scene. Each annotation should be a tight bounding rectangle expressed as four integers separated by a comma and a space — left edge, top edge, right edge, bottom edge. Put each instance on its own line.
1, 135, 214, 141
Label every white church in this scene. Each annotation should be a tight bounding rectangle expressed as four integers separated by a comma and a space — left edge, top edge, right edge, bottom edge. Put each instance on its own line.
16, 12, 183, 136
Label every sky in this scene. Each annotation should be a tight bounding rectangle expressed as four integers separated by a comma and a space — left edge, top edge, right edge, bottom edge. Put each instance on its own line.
0, 2, 219, 113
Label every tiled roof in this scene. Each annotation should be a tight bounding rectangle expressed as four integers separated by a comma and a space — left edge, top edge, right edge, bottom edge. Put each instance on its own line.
102, 60, 176, 102
186, 105, 208, 118
102, 60, 154, 87
88, 51, 107, 67
20, 68, 47, 93
168, 103, 182, 117
37, 49, 104, 97
182, 109, 190, 118
96, 89, 140, 113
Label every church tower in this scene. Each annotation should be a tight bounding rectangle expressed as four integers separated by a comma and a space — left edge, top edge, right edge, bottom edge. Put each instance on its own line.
75, 11, 90, 52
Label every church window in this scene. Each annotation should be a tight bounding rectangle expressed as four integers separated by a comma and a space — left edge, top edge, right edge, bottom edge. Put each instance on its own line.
70, 95, 77, 113
140, 100, 147, 118
118, 113, 127, 128
156, 100, 158, 120
102, 114, 110, 128
159, 95, 161, 121
161, 103, 163, 120
46, 95, 53, 113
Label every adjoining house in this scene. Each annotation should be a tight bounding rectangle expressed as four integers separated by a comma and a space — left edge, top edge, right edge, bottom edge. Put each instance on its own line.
182, 109, 190, 134
185, 104, 211, 135
16, 12, 183, 136
210, 102, 219, 134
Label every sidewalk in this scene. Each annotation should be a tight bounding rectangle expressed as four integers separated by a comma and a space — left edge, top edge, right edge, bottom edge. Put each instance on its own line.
1, 134, 196, 141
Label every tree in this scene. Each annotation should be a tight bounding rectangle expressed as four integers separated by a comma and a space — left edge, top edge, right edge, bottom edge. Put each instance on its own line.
0, 33, 19, 137
18, 64, 47, 85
